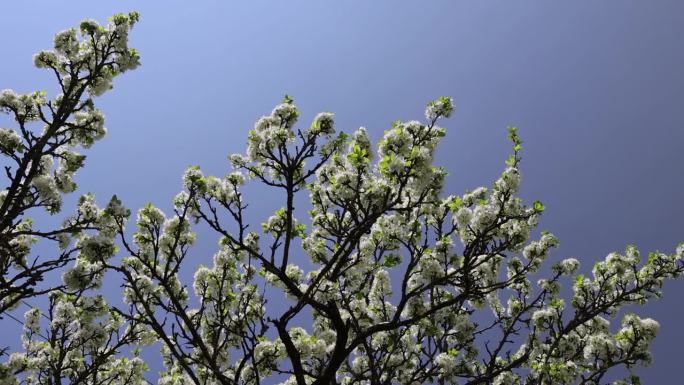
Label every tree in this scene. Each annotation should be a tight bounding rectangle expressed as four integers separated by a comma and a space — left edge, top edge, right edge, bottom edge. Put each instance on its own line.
2, 13, 683, 385
0, 13, 148, 385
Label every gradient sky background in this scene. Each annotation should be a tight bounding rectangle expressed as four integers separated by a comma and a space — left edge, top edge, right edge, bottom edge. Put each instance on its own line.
1, 1, 683, 383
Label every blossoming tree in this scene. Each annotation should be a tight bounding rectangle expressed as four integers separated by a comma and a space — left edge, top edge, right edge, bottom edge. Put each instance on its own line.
2, 13, 683, 385
0, 13, 148, 385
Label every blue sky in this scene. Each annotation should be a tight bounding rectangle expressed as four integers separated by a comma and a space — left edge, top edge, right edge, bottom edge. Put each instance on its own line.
1, 1, 683, 383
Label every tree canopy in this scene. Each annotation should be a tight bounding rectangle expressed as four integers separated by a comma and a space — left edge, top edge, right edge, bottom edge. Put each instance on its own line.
0, 13, 682, 385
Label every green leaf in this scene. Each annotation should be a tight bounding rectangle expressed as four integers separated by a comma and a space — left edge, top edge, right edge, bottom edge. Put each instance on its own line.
379, 154, 395, 174
383, 254, 402, 268
533, 200, 545, 213
505, 154, 516, 167
80, 21, 98, 34
348, 144, 370, 168
507, 126, 518, 138
448, 196, 463, 212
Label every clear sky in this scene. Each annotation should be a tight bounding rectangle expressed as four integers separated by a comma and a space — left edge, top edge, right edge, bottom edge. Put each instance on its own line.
1, 1, 683, 383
